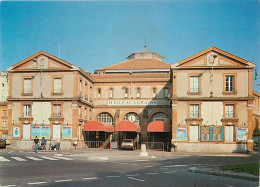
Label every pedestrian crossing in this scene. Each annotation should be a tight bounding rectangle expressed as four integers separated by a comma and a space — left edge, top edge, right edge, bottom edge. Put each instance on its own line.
0, 156, 74, 162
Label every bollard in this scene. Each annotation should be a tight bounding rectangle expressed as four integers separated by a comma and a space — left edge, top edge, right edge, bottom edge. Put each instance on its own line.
140, 144, 148, 156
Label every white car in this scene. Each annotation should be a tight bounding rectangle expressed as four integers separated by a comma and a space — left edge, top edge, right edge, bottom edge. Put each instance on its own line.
121, 139, 134, 150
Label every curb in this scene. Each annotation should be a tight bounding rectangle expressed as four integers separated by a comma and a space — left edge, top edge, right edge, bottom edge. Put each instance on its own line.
188, 167, 259, 181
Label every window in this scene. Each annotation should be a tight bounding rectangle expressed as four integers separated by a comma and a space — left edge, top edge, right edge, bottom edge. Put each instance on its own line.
109, 88, 113, 98
2, 120, 6, 129
53, 104, 61, 117
225, 75, 235, 92
89, 109, 92, 120
124, 113, 140, 125
225, 104, 234, 118
78, 105, 82, 118
152, 88, 156, 98
190, 104, 199, 118
97, 88, 101, 98
125, 88, 128, 98
151, 112, 170, 123
190, 76, 199, 93
79, 79, 83, 97
164, 88, 169, 98
23, 105, 31, 117
137, 88, 141, 98
97, 112, 113, 124
2, 110, 7, 117
24, 78, 32, 94
84, 108, 87, 119
54, 78, 62, 94
90, 86, 93, 101
85, 83, 88, 99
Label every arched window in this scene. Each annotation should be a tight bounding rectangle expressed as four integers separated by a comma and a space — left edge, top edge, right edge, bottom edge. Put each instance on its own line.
109, 88, 113, 98
137, 88, 141, 98
97, 88, 101, 98
125, 88, 128, 98
151, 112, 170, 124
124, 112, 140, 125
152, 88, 156, 98
164, 88, 169, 98
97, 112, 113, 124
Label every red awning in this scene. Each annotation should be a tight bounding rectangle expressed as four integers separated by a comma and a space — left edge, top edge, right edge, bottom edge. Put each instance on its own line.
115, 121, 141, 132
83, 121, 114, 132
147, 121, 169, 132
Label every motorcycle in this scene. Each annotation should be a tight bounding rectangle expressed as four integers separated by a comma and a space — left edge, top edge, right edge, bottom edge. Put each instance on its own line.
49, 141, 61, 151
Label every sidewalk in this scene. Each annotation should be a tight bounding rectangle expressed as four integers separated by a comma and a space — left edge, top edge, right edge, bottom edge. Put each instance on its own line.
188, 167, 259, 182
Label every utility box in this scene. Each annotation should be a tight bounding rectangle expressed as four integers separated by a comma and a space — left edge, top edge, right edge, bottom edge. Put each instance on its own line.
111, 141, 118, 149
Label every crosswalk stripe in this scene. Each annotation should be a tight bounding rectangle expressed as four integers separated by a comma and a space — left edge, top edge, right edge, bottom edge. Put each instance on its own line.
11, 157, 27, 162
40, 156, 59, 160
26, 157, 43, 161
0, 157, 10, 162
53, 156, 74, 160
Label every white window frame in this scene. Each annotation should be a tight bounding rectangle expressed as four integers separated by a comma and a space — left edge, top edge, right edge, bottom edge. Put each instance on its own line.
190, 104, 199, 118
152, 88, 156, 98
97, 113, 113, 124
225, 104, 234, 118
54, 78, 62, 94
2, 120, 6, 129
225, 75, 235, 92
125, 88, 128, 98
137, 88, 140, 98
24, 78, 32, 94
23, 105, 31, 117
109, 88, 113, 98
53, 104, 61, 117
190, 76, 199, 93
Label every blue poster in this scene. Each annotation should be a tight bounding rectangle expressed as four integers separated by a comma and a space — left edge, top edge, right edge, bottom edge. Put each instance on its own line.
32, 126, 41, 139
237, 128, 248, 141
41, 126, 51, 139
62, 126, 72, 140
32, 126, 51, 139
177, 128, 187, 141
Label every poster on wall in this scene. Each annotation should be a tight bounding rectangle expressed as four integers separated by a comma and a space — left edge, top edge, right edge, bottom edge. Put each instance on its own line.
32, 126, 41, 139
212, 127, 222, 141
62, 126, 72, 140
31, 126, 51, 139
13, 127, 20, 137
41, 126, 51, 139
237, 128, 248, 141
201, 126, 210, 141
177, 128, 187, 141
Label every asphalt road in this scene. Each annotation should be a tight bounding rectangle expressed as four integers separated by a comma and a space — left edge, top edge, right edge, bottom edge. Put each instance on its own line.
0, 149, 259, 187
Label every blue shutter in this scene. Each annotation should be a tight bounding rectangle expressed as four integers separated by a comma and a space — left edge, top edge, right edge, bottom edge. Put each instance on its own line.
210, 127, 213, 141
221, 126, 224, 141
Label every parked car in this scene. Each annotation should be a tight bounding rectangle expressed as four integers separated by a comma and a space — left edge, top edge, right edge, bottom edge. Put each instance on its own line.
120, 139, 134, 150
0, 138, 6, 148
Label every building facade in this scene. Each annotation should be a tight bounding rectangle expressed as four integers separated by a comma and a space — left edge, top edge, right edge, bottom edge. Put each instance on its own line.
90, 48, 172, 149
4, 46, 257, 152
171, 47, 255, 152
0, 72, 8, 138
6, 51, 94, 149
253, 91, 260, 136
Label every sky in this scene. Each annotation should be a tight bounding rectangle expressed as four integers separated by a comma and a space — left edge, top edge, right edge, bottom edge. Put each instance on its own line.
0, 0, 259, 92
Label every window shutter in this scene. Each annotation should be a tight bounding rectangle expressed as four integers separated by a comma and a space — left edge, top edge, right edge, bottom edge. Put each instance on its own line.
221, 126, 224, 141
210, 127, 213, 141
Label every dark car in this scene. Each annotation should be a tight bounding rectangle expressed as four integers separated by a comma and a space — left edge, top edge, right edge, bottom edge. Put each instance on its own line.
0, 138, 6, 148
120, 139, 134, 150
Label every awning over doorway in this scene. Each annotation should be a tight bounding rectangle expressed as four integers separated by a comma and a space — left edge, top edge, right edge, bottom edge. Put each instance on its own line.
147, 121, 169, 132
115, 121, 141, 132
83, 121, 114, 132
